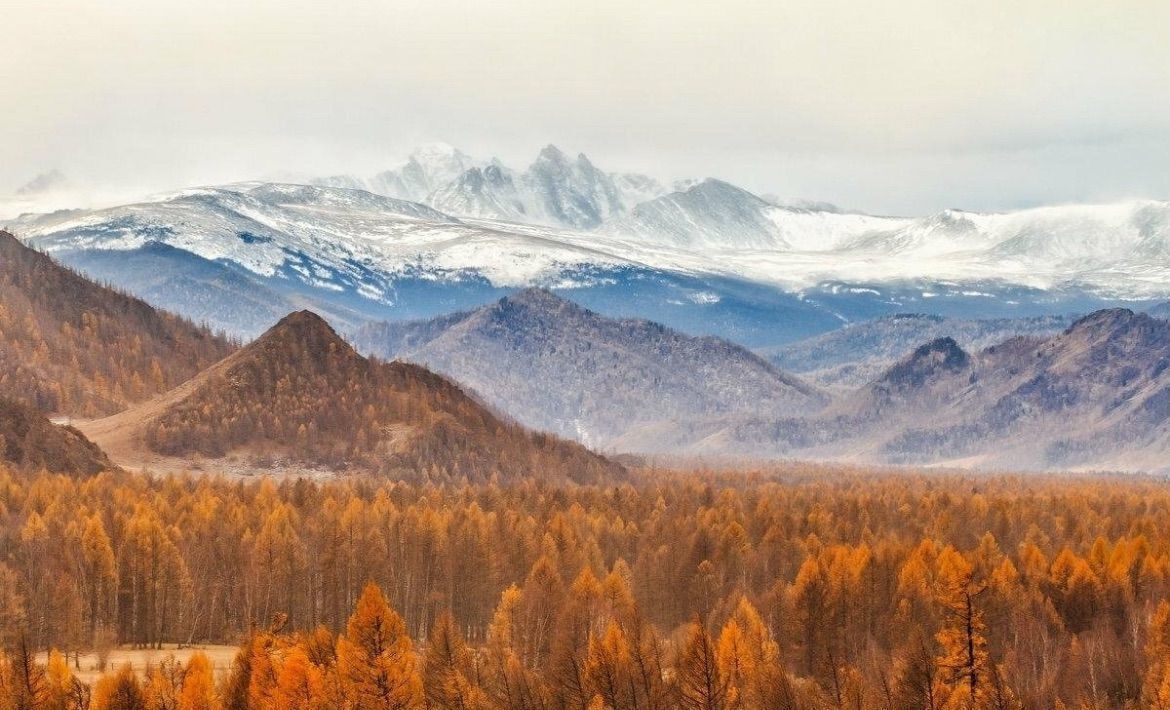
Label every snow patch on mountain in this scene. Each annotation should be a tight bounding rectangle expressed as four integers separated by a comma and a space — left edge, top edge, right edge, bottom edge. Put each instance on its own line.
605, 179, 908, 251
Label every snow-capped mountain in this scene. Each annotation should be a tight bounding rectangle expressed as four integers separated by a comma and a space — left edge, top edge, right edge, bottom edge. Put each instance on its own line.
312, 143, 479, 203
522, 145, 626, 228
604, 178, 900, 250
313, 143, 666, 229
427, 164, 530, 222
7, 169, 1169, 343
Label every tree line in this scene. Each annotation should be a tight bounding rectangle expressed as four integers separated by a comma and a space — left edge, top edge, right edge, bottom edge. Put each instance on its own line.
3, 463, 1170, 706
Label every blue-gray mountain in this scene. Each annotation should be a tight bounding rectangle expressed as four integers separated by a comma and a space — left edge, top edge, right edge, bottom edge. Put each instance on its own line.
351, 288, 828, 446
620, 309, 1170, 473
762, 313, 1074, 389
7, 145, 1168, 343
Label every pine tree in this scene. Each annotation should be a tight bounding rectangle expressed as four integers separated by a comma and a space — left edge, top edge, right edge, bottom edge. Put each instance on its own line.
934, 547, 992, 708
272, 646, 327, 710
5, 634, 48, 710
1144, 601, 1170, 709
423, 611, 486, 710
45, 648, 86, 710
91, 665, 146, 710
337, 582, 423, 709
674, 621, 728, 710
178, 652, 216, 710
142, 656, 183, 710
584, 620, 634, 710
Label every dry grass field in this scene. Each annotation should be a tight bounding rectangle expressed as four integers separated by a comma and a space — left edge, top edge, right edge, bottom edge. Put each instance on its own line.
36, 645, 239, 686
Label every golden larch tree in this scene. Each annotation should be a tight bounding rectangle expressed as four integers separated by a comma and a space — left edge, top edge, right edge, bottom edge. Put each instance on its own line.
337, 581, 423, 710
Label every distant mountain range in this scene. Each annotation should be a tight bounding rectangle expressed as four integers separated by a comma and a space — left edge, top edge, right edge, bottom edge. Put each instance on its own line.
352, 288, 827, 446
634, 309, 1169, 473
763, 313, 1073, 389
313, 143, 665, 229
2, 229, 1166, 474
356, 289, 1168, 472
8, 154, 1167, 346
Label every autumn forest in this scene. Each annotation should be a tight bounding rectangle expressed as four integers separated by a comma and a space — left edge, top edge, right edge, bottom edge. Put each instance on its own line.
3, 465, 1170, 708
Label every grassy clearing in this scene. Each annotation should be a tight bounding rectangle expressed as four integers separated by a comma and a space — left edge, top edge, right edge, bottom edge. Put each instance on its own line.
36, 644, 239, 685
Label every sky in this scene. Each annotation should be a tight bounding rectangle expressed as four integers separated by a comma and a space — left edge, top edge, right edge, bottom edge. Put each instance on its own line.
1, 0, 1167, 215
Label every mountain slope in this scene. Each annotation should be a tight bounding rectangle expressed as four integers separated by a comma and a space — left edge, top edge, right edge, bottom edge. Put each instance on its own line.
369, 143, 481, 203
684, 309, 1170, 471
351, 289, 827, 446
860, 309, 1170, 470
81, 310, 620, 482
0, 399, 115, 476
11, 176, 1168, 344
0, 231, 235, 417
605, 179, 901, 250
318, 144, 666, 228
764, 312, 1073, 388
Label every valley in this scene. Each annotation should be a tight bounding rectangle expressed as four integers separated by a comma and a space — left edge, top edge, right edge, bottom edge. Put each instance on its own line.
4, 1, 1168, 705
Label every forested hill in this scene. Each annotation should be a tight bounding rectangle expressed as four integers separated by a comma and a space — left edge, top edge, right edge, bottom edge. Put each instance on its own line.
0, 231, 235, 417
0, 398, 115, 476
87, 310, 622, 483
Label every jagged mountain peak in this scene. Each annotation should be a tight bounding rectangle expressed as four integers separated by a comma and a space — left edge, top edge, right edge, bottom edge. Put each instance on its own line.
411, 141, 464, 158
534, 144, 569, 164
307, 144, 664, 228
399, 143, 476, 174
877, 336, 971, 390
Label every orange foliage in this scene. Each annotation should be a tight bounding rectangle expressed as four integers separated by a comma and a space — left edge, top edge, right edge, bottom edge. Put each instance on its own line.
1, 464, 1169, 706
0, 231, 234, 417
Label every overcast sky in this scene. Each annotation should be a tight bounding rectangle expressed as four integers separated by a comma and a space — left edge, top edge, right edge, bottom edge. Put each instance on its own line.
2, 0, 1167, 214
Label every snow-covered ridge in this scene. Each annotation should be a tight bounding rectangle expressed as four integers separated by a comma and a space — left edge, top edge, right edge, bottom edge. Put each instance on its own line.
10, 182, 642, 291
603, 178, 909, 251
10, 176, 1170, 302
311, 143, 666, 230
